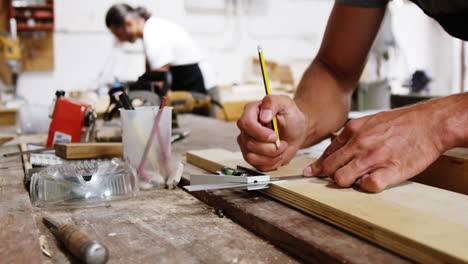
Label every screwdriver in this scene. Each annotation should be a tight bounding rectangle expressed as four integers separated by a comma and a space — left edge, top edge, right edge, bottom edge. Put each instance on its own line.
42, 216, 109, 264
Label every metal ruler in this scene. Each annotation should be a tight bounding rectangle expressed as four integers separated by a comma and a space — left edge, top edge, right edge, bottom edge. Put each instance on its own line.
184, 165, 281, 192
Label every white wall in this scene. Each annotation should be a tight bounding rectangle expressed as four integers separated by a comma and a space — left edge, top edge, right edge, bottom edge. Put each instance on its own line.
389, 1, 460, 95
13, 0, 464, 105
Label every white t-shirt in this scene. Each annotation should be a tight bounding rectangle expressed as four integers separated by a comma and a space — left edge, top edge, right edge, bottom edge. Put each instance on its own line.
143, 16, 216, 89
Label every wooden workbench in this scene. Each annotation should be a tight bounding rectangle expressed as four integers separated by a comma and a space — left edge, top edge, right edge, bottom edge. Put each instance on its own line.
0, 124, 296, 263
1, 115, 410, 263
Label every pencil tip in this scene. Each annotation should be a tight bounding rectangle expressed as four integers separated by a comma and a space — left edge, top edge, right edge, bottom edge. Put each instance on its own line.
257, 45, 262, 52
275, 140, 280, 149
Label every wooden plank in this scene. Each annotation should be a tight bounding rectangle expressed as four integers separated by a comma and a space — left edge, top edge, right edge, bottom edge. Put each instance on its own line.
187, 148, 314, 178
412, 148, 468, 195
180, 169, 409, 264
0, 108, 17, 126
216, 100, 250, 121
173, 115, 410, 264
0, 134, 14, 145
187, 147, 468, 264
0, 145, 43, 264
266, 179, 468, 264
54, 142, 123, 159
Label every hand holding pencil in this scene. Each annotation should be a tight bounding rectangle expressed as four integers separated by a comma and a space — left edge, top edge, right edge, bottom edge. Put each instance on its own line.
235, 46, 308, 171
257, 45, 281, 149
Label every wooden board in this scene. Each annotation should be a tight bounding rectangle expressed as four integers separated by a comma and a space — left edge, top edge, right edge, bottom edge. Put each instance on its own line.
173, 115, 409, 263
0, 108, 17, 126
267, 179, 468, 264
187, 147, 468, 264
187, 148, 314, 178
0, 134, 14, 145
54, 142, 123, 159
179, 167, 409, 264
412, 148, 468, 195
216, 100, 250, 121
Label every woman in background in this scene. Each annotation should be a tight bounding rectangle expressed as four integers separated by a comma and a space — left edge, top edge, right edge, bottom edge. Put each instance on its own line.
105, 4, 218, 115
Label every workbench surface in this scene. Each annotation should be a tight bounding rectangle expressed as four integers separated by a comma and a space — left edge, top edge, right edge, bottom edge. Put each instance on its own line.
0, 115, 409, 263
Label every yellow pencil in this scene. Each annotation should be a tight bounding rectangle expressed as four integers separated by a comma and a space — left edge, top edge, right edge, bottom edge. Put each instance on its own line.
258, 45, 280, 149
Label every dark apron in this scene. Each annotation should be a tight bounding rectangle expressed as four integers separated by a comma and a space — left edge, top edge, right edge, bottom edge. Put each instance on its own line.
170, 63, 207, 94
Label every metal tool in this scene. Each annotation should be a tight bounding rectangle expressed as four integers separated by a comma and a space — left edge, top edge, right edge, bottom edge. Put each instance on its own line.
171, 130, 191, 143
184, 165, 283, 192
3, 146, 55, 157
42, 216, 109, 264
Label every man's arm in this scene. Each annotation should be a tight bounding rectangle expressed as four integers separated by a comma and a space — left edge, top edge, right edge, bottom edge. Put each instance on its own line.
237, 3, 387, 170
295, 3, 387, 147
434, 93, 468, 149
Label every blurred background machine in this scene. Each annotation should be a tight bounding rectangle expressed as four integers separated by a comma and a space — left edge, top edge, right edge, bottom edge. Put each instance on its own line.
127, 71, 218, 116
0, 18, 21, 97
104, 71, 226, 126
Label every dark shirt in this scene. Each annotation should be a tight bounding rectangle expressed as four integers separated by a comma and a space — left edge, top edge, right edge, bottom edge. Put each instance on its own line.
336, 0, 468, 40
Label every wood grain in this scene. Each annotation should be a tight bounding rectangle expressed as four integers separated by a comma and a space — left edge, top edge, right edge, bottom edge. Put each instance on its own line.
0, 134, 14, 146
174, 115, 412, 263
54, 142, 123, 159
216, 100, 250, 121
1, 140, 298, 263
267, 179, 468, 264
0, 108, 17, 125
0, 145, 43, 264
180, 168, 409, 264
187, 147, 468, 264
412, 148, 468, 195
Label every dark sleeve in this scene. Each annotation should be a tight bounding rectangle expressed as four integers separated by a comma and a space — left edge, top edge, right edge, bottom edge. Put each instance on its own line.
336, 0, 389, 8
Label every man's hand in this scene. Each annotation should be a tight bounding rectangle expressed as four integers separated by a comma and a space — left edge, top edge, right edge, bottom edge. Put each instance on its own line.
237, 95, 307, 171
304, 104, 446, 192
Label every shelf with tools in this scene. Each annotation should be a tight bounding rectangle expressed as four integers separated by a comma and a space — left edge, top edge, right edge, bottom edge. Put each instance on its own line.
4, 0, 55, 71
9, 0, 54, 31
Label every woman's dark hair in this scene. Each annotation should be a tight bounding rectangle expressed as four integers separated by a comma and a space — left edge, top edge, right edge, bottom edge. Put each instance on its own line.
105, 4, 151, 28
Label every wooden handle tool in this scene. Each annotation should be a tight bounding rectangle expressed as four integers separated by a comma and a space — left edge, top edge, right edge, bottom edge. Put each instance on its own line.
43, 216, 109, 264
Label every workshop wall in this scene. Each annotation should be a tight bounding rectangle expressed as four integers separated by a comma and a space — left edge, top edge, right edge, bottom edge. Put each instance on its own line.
13, 0, 462, 105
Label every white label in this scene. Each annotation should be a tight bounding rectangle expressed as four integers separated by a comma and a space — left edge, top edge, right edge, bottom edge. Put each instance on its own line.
52, 131, 72, 145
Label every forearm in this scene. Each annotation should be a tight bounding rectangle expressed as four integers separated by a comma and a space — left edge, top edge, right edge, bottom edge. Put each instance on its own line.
294, 58, 356, 148
293, 3, 385, 149
432, 92, 468, 151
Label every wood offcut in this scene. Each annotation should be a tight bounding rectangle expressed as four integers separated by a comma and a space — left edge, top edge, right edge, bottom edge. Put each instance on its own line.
54, 143, 123, 159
